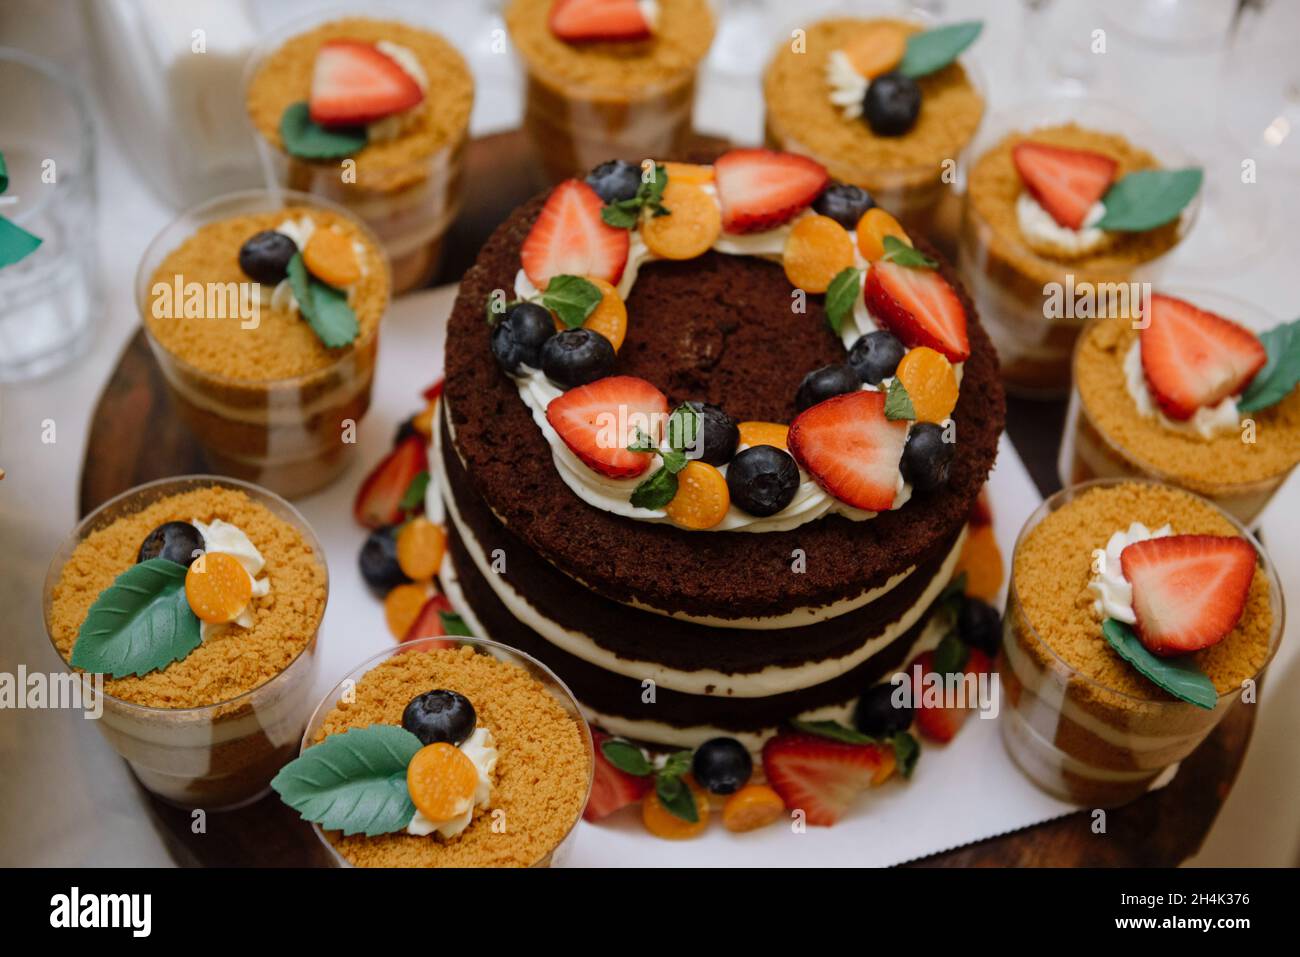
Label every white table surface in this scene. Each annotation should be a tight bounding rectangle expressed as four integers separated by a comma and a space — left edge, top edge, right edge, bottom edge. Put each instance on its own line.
1, 0, 1297, 866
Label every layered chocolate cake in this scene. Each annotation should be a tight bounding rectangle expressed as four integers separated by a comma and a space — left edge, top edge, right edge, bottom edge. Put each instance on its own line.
437, 151, 1004, 751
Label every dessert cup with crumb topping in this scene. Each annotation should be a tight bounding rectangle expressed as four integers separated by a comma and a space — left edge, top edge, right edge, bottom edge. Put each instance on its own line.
1062, 290, 1300, 526
960, 99, 1199, 397
138, 189, 390, 499
43, 476, 328, 810
304, 636, 593, 868
999, 479, 1282, 807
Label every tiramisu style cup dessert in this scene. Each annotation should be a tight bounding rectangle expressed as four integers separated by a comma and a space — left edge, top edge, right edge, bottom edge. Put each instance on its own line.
245, 15, 473, 292
44, 477, 329, 809
1000, 480, 1282, 807
961, 100, 1201, 396
763, 16, 985, 237
1063, 290, 1300, 525
139, 189, 391, 499
505, 0, 715, 182
275, 638, 592, 867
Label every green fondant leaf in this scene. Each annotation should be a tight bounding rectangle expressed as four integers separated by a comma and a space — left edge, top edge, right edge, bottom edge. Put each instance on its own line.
899, 21, 983, 78
1101, 618, 1217, 710
279, 101, 367, 160
1095, 168, 1203, 232
1238, 319, 1300, 413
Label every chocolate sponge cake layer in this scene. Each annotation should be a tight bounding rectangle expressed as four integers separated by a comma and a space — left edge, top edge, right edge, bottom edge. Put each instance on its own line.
442, 192, 1005, 619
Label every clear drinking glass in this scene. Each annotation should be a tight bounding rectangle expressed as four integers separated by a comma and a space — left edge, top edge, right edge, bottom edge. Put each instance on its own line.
0, 47, 97, 382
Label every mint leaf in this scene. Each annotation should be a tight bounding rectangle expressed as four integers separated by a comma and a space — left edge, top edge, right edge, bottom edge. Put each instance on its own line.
627, 428, 658, 454
600, 738, 654, 777
660, 749, 693, 779
600, 164, 670, 229
882, 235, 937, 269
287, 252, 360, 348
272, 725, 422, 836
884, 377, 916, 420
69, 559, 202, 678
790, 719, 877, 744
630, 466, 678, 509
667, 404, 703, 456
399, 471, 430, 512
825, 267, 862, 335
542, 274, 603, 329
654, 749, 699, 823
601, 202, 640, 229
438, 611, 473, 637
932, 631, 970, 676
1096, 168, 1203, 232
890, 731, 920, 779
279, 101, 367, 160
899, 21, 982, 78
659, 448, 688, 475
1101, 618, 1217, 709
1239, 319, 1300, 413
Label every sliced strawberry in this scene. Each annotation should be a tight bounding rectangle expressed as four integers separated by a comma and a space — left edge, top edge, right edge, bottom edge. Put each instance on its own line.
908, 648, 990, 743
1120, 534, 1256, 656
550, 0, 652, 42
713, 149, 829, 233
865, 261, 969, 363
584, 730, 653, 821
1139, 293, 1267, 421
422, 378, 444, 402
309, 40, 424, 127
402, 593, 457, 648
1011, 141, 1117, 230
521, 179, 629, 290
546, 375, 668, 479
762, 732, 885, 827
353, 434, 428, 529
787, 390, 908, 512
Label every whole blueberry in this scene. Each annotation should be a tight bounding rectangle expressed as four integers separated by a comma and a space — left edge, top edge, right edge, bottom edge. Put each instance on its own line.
812, 183, 877, 229
900, 422, 955, 492
795, 363, 861, 411
358, 525, 411, 598
853, 682, 915, 736
864, 72, 922, 137
237, 230, 298, 285
678, 401, 740, 466
137, 522, 205, 567
540, 327, 617, 388
585, 159, 641, 204
491, 301, 556, 374
726, 445, 800, 517
847, 331, 906, 385
402, 689, 477, 747
691, 737, 753, 795
958, 596, 1002, 657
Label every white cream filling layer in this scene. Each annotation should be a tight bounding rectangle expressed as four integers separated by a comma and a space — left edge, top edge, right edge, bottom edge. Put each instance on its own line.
1088, 521, 1172, 624
1123, 338, 1242, 439
405, 726, 497, 839
1015, 193, 1107, 256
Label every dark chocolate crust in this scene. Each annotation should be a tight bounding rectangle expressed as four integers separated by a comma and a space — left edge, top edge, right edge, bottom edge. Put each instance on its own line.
443, 191, 1005, 619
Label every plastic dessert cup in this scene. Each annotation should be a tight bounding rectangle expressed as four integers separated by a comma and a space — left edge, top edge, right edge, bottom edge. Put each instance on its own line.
304, 636, 594, 868
998, 478, 1283, 807
42, 476, 327, 810
137, 189, 389, 500
1060, 290, 1296, 527
243, 11, 472, 293
958, 99, 1200, 398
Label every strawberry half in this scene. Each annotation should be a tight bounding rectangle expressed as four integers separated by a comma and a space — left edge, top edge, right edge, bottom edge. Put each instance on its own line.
1120, 534, 1257, 657
865, 261, 970, 363
550, 0, 652, 42
713, 149, 829, 233
521, 179, 629, 289
788, 390, 909, 512
402, 593, 457, 648
1011, 141, 1117, 230
309, 40, 424, 127
584, 730, 653, 821
1139, 293, 1267, 421
546, 375, 668, 479
353, 433, 428, 529
762, 732, 886, 827
909, 648, 991, 743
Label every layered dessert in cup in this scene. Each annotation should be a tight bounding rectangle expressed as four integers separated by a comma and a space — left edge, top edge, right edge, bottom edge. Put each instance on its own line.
245, 14, 473, 293
960, 99, 1201, 396
43, 476, 328, 810
1000, 479, 1282, 807
505, 0, 715, 183
276, 638, 592, 867
763, 13, 985, 242
138, 189, 391, 499
1063, 289, 1300, 526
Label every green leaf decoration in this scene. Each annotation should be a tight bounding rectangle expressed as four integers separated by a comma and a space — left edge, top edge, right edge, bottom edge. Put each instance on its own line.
630, 465, 679, 510
654, 750, 699, 822
438, 611, 473, 637
627, 427, 657, 454
542, 274, 603, 329
601, 738, 654, 777
1101, 618, 1217, 710
1095, 168, 1203, 232
932, 631, 970, 676
884, 377, 916, 420
667, 404, 703, 456
890, 731, 920, 779
69, 559, 202, 679
899, 21, 983, 78
279, 101, 367, 160
825, 267, 862, 335
660, 749, 693, 779
271, 724, 423, 836
629, 408, 696, 510
1239, 319, 1300, 413
791, 719, 877, 744
0, 152, 7, 193
601, 164, 670, 229
287, 252, 360, 348
882, 235, 938, 270
399, 470, 430, 512
0, 150, 43, 269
